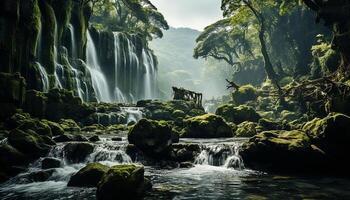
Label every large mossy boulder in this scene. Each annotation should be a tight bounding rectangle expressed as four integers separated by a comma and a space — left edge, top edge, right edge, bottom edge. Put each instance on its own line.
302, 113, 350, 158
215, 104, 261, 124
180, 114, 233, 138
232, 84, 258, 105
235, 121, 258, 137
8, 129, 54, 158
128, 119, 175, 158
96, 164, 151, 200
68, 163, 110, 187
240, 130, 326, 172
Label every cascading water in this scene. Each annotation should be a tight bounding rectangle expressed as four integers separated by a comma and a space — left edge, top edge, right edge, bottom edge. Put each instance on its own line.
113, 32, 158, 102
36, 62, 50, 92
87, 31, 112, 103
120, 107, 143, 124
67, 24, 77, 59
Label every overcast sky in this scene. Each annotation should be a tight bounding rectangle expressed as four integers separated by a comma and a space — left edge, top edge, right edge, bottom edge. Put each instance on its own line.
151, 0, 223, 31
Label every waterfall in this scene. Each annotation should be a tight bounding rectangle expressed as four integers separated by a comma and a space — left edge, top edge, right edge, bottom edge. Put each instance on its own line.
67, 24, 77, 59
36, 62, 50, 92
86, 31, 111, 103
120, 107, 143, 124
113, 32, 158, 103
71, 67, 84, 100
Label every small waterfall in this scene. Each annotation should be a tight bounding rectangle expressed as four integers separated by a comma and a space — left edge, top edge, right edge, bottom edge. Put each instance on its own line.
120, 107, 143, 124
86, 31, 112, 103
67, 24, 77, 59
71, 67, 84, 100
194, 143, 244, 170
54, 61, 63, 89
36, 62, 50, 92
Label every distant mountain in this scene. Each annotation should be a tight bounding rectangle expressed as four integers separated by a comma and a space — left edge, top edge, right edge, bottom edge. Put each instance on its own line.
150, 27, 231, 99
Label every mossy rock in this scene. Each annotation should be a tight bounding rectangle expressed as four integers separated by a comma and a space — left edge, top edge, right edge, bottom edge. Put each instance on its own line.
181, 114, 233, 138
41, 157, 61, 169
240, 130, 326, 172
216, 104, 261, 124
41, 119, 64, 136
258, 118, 291, 131
235, 122, 258, 137
68, 163, 110, 187
96, 164, 151, 200
232, 85, 258, 105
8, 129, 54, 158
63, 142, 94, 163
302, 113, 350, 155
280, 110, 301, 121
0, 144, 29, 182
172, 110, 186, 118
128, 119, 175, 158
59, 119, 81, 132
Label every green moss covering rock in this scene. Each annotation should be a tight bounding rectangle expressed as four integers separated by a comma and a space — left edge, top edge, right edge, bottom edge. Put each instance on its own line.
232, 84, 258, 105
180, 114, 233, 138
235, 122, 258, 137
128, 119, 176, 158
68, 163, 110, 187
240, 130, 326, 172
96, 164, 151, 200
215, 104, 261, 124
59, 119, 81, 132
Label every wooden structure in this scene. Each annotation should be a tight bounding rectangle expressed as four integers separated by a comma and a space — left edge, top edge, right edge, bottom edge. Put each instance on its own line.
172, 87, 203, 107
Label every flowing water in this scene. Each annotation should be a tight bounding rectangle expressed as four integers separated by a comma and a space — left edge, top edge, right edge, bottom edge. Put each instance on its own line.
36, 62, 50, 92
86, 31, 112, 103
67, 24, 77, 59
1, 137, 350, 200
120, 107, 144, 124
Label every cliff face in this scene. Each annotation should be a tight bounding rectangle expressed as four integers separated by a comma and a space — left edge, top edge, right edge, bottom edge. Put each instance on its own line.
0, 0, 96, 101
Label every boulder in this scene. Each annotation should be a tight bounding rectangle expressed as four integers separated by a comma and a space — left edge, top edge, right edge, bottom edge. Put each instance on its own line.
216, 104, 261, 124
96, 165, 151, 200
68, 163, 110, 187
41, 120, 64, 136
232, 84, 258, 105
302, 113, 350, 158
128, 119, 175, 158
63, 142, 94, 163
180, 114, 233, 138
41, 157, 61, 169
59, 119, 81, 132
240, 130, 326, 172
0, 144, 29, 181
89, 135, 100, 142
8, 129, 54, 158
235, 122, 258, 137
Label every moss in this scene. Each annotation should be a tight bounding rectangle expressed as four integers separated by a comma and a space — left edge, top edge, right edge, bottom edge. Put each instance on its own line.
232, 84, 258, 105
68, 162, 109, 187
97, 164, 151, 200
172, 110, 186, 118
279, 76, 293, 87
181, 114, 233, 138
235, 121, 258, 137
216, 104, 261, 124
59, 119, 81, 132
41, 119, 64, 136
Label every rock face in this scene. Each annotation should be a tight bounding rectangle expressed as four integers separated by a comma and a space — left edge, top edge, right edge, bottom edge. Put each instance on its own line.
96, 165, 151, 200
216, 104, 261, 124
128, 119, 175, 158
68, 163, 110, 187
240, 130, 326, 172
180, 114, 233, 138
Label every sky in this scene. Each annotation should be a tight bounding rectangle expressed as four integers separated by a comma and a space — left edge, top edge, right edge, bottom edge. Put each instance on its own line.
151, 0, 223, 31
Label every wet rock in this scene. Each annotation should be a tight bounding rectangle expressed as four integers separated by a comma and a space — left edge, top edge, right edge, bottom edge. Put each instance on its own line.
111, 137, 122, 141
89, 135, 100, 142
68, 163, 110, 187
96, 164, 152, 200
175, 148, 196, 162
41, 120, 64, 136
63, 142, 94, 163
258, 118, 290, 131
59, 119, 81, 132
179, 162, 194, 168
25, 169, 55, 183
216, 104, 261, 124
72, 134, 89, 142
128, 119, 175, 158
53, 134, 74, 142
0, 144, 29, 181
41, 157, 61, 169
240, 130, 326, 172
180, 114, 233, 138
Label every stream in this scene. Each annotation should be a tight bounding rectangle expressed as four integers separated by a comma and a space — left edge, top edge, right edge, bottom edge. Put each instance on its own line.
1, 137, 350, 200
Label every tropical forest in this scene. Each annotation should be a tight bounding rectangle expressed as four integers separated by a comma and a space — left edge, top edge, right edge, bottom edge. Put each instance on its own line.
1, 0, 350, 199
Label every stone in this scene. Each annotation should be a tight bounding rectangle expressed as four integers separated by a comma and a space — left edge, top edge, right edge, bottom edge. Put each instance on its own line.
89, 135, 100, 142
128, 119, 175, 158
68, 163, 110, 187
41, 157, 61, 169
96, 165, 151, 200
235, 121, 258, 137
63, 142, 94, 164
180, 114, 233, 138
232, 84, 258, 105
